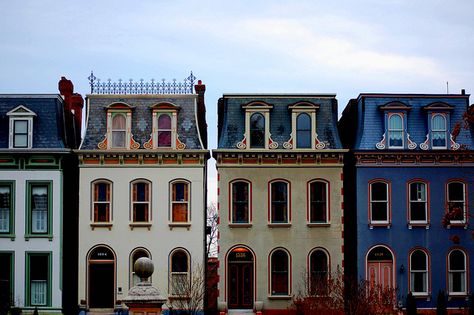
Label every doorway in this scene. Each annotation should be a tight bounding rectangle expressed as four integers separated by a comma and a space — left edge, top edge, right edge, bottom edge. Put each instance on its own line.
366, 246, 394, 289
228, 247, 254, 309
88, 246, 115, 309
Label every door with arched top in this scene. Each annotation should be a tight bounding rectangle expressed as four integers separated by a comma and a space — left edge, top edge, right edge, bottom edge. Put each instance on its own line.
367, 246, 394, 289
88, 246, 115, 309
228, 247, 254, 309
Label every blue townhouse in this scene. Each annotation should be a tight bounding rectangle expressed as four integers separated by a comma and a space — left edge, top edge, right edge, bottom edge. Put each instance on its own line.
338, 92, 473, 313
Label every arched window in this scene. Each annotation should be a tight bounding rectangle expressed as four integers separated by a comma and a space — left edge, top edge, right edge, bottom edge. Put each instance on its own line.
388, 114, 403, 148
250, 113, 265, 148
131, 180, 150, 223
296, 113, 311, 148
270, 181, 289, 223
157, 113, 172, 147
130, 248, 150, 287
447, 181, 466, 223
310, 249, 329, 295
369, 181, 389, 224
309, 180, 328, 223
111, 113, 127, 148
170, 181, 190, 223
270, 249, 289, 296
231, 180, 250, 223
170, 249, 190, 296
410, 249, 428, 295
448, 249, 467, 295
431, 114, 447, 148
409, 181, 428, 223
93, 181, 112, 223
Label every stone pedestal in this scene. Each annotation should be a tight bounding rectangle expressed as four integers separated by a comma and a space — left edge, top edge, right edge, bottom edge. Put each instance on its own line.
123, 257, 167, 315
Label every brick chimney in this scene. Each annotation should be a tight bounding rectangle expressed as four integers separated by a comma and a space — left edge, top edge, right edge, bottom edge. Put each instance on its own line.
195, 80, 208, 149
59, 76, 84, 148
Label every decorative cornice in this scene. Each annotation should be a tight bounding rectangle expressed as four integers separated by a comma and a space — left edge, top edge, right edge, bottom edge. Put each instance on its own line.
354, 151, 474, 166
77, 151, 208, 166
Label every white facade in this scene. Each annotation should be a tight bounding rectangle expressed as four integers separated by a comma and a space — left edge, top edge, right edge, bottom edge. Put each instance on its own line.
0, 170, 63, 312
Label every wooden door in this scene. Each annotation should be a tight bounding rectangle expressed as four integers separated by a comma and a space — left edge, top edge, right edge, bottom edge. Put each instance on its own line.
368, 261, 393, 289
228, 262, 253, 309
89, 262, 114, 308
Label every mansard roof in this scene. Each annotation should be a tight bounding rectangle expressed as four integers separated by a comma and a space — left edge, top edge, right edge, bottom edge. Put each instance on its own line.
80, 94, 205, 150
217, 93, 343, 149
338, 93, 473, 150
0, 94, 70, 150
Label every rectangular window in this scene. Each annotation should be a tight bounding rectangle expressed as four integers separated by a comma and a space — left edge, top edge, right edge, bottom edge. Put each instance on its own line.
271, 182, 288, 223
447, 182, 466, 223
370, 182, 389, 223
171, 182, 189, 223
27, 253, 50, 307
309, 181, 328, 223
0, 183, 13, 235
232, 181, 249, 223
409, 182, 427, 223
0, 253, 13, 306
13, 120, 29, 148
132, 182, 150, 222
93, 182, 111, 223
27, 182, 52, 236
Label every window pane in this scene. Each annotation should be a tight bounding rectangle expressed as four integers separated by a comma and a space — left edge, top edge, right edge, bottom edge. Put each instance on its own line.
449, 251, 465, 270
410, 202, 426, 221
94, 204, 110, 222
448, 183, 464, 201
0, 186, 11, 233
389, 115, 402, 129
158, 131, 172, 147
411, 251, 426, 270
112, 131, 126, 147
14, 135, 28, 148
371, 183, 387, 201
371, 202, 388, 221
432, 115, 446, 130
250, 113, 265, 148
389, 131, 403, 147
296, 114, 311, 148
158, 114, 172, 129
172, 203, 188, 222
95, 183, 110, 202
411, 272, 427, 293
133, 204, 148, 222
14, 120, 28, 133
432, 132, 446, 147
172, 252, 188, 272
112, 114, 126, 129
0, 254, 12, 304
134, 183, 149, 202
388, 115, 403, 147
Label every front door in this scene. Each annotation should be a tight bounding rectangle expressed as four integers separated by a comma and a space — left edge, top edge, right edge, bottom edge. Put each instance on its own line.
367, 246, 394, 289
228, 248, 254, 309
88, 247, 115, 309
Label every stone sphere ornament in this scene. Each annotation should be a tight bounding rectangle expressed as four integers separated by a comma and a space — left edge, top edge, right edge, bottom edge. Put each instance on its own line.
134, 257, 154, 282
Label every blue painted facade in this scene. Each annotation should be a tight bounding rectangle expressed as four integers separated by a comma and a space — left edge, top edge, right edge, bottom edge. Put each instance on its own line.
339, 93, 474, 311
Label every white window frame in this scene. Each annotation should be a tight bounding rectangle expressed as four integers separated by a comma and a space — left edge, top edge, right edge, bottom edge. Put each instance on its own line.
288, 103, 319, 150
448, 249, 467, 296
409, 249, 429, 296
308, 180, 329, 224
92, 180, 112, 224
7, 105, 36, 149
153, 111, 177, 149
369, 181, 390, 225
431, 113, 447, 149
409, 181, 428, 224
242, 102, 273, 150
388, 113, 404, 149
230, 180, 251, 224
169, 249, 190, 297
446, 181, 467, 224
269, 180, 290, 224
170, 180, 191, 224
269, 248, 291, 296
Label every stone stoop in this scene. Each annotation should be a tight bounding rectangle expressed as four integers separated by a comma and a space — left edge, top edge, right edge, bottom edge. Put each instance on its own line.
87, 309, 116, 315
227, 310, 255, 315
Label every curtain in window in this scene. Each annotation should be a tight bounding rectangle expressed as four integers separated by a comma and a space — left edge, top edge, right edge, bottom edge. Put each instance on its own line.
30, 255, 48, 306
31, 186, 48, 233
172, 183, 189, 222
0, 186, 10, 233
296, 113, 311, 148
432, 115, 446, 147
158, 114, 172, 147
388, 115, 403, 147
112, 114, 126, 147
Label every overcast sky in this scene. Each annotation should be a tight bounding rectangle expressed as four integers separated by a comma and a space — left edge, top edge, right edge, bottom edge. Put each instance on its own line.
1, 0, 473, 204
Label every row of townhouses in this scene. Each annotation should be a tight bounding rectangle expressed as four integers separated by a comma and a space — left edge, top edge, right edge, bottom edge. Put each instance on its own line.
0, 74, 472, 315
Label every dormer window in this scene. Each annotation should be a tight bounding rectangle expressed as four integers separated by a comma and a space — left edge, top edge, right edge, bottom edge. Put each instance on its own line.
7, 105, 36, 149
431, 114, 447, 149
144, 103, 184, 150
388, 114, 404, 148
237, 101, 277, 149
283, 102, 325, 149
376, 102, 415, 150
99, 103, 138, 150
420, 102, 457, 150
